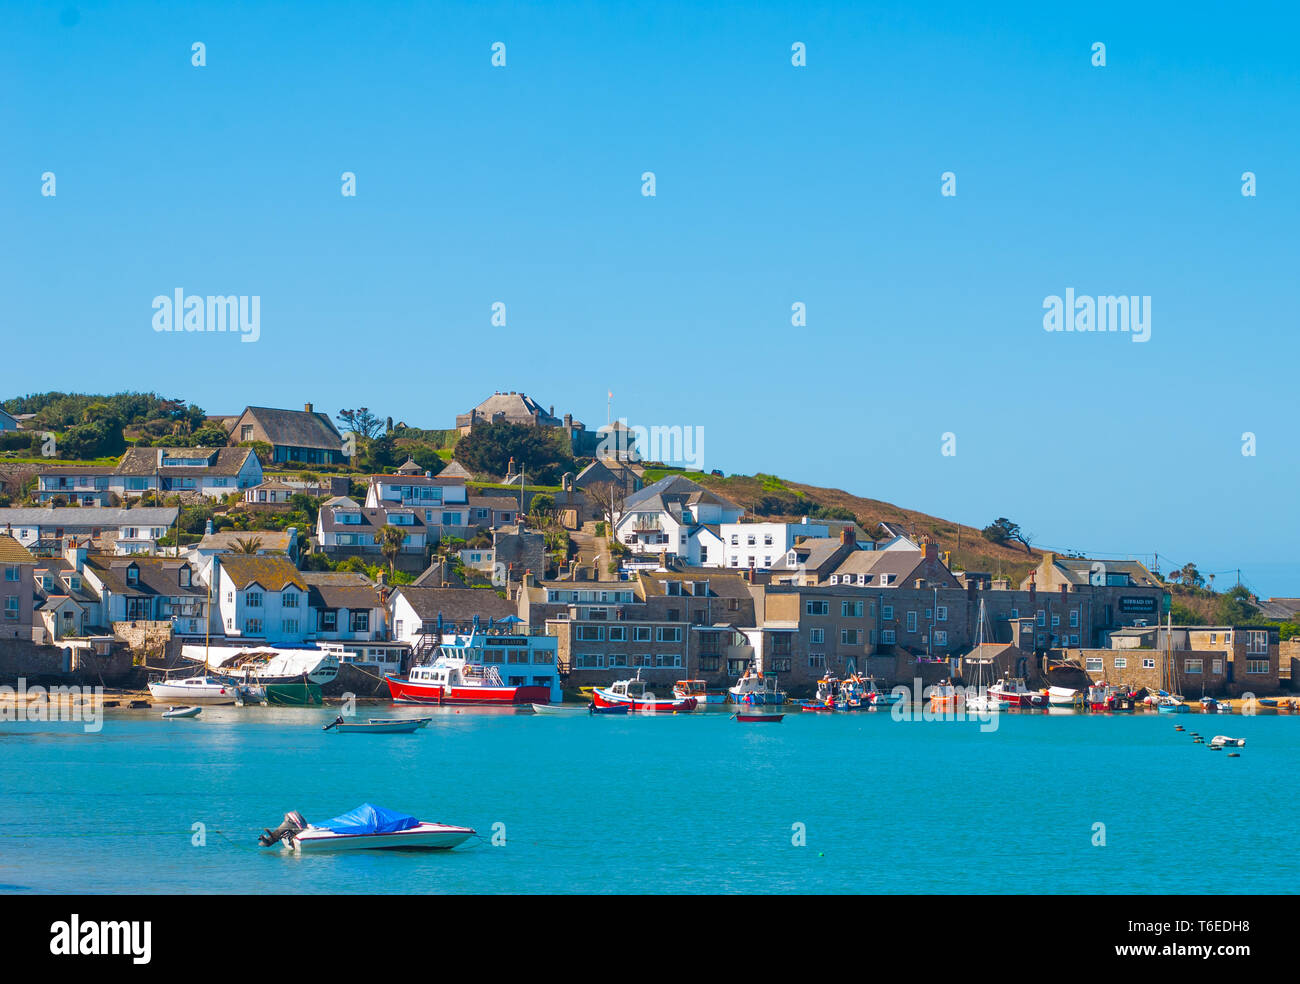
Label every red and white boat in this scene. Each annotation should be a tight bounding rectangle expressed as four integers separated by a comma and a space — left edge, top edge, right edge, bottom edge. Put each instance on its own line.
593, 671, 697, 713
385, 630, 553, 706
988, 677, 1048, 708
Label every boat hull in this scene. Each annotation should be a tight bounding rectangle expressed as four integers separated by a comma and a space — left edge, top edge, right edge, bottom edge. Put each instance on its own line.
290, 823, 474, 852
592, 689, 696, 713
147, 682, 238, 705
264, 681, 323, 706
385, 675, 551, 706
990, 689, 1046, 708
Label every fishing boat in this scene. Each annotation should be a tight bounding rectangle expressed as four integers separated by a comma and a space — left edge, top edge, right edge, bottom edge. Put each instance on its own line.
1048, 686, 1079, 707
181, 644, 339, 706
862, 676, 903, 707
593, 671, 696, 713
989, 678, 1048, 708
735, 712, 784, 723
258, 804, 474, 852
147, 675, 240, 705
322, 715, 431, 734
929, 679, 962, 710
728, 666, 787, 706
161, 705, 202, 719
1209, 735, 1245, 747
529, 702, 591, 715
386, 629, 552, 706
673, 679, 727, 706
796, 700, 834, 712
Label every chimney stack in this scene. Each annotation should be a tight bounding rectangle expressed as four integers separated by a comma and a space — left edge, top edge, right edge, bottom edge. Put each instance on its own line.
305, 403, 313, 413
840, 526, 856, 546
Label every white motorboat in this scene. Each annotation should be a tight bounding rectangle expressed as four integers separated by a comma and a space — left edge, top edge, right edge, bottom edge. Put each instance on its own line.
966, 691, 1010, 712
258, 805, 474, 853
147, 675, 240, 705
161, 705, 202, 719
1209, 735, 1245, 747
322, 716, 431, 734
728, 666, 786, 706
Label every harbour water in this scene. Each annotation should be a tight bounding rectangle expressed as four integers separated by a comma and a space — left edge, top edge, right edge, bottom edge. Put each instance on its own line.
2, 706, 1295, 894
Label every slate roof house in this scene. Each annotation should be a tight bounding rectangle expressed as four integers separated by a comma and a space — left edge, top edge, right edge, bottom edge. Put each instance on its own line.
612, 474, 744, 564
455, 391, 602, 455
211, 554, 309, 643
112, 447, 262, 500
226, 404, 346, 465
0, 533, 37, 640
387, 586, 517, 647
82, 554, 209, 634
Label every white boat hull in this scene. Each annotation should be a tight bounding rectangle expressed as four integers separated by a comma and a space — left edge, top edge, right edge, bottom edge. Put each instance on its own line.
289, 822, 474, 852
530, 703, 589, 715
147, 681, 239, 705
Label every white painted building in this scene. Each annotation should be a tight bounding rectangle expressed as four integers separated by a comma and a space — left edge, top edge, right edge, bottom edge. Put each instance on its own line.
716, 519, 831, 570
212, 554, 309, 644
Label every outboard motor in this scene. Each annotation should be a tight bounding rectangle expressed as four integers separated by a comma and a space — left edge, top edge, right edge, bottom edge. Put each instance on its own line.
258, 810, 307, 847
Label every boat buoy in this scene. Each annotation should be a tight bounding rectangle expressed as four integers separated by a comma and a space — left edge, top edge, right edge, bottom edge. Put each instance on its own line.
1175, 726, 1184, 732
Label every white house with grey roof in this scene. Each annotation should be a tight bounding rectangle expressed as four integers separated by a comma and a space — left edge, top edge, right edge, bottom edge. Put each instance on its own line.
612, 475, 744, 564
0, 507, 179, 555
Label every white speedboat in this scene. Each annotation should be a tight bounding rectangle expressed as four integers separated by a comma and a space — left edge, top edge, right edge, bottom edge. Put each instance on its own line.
966, 691, 1009, 712
258, 805, 474, 853
1048, 686, 1078, 706
161, 705, 202, 719
147, 675, 240, 705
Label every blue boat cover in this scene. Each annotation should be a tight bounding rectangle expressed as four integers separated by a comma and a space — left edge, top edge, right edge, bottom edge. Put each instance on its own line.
317, 803, 419, 835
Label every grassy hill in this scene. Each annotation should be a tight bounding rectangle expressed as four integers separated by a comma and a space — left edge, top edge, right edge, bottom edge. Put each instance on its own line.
640, 468, 1044, 584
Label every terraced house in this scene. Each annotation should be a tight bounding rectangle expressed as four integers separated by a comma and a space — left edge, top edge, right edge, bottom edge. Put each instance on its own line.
111, 446, 263, 500
0, 507, 179, 555
517, 569, 756, 686
0, 533, 36, 640
81, 554, 209, 636
211, 554, 309, 644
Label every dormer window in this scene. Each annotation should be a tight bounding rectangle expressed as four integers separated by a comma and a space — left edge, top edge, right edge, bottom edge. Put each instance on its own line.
67, 575, 80, 592
126, 565, 139, 586
179, 566, 192, 588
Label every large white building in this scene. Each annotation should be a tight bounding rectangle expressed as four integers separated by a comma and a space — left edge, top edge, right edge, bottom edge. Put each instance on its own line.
716, 519, 831, 571
612, 475, 744, 565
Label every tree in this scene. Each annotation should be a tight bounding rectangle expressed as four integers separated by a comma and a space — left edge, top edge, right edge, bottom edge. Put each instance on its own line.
230, 536, 264, 554
584, 480, 627, 527
1172, 563, 1204, 590
337, 408, 383, 441
375, 524, 407, 574
529, 493, 556, 517
981, 517, 1032, 552
1216, 585, 1258, 625
454, 421, 575, 485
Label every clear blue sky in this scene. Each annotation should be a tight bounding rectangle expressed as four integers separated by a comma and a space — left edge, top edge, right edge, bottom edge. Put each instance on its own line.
2, 2, 1297, 595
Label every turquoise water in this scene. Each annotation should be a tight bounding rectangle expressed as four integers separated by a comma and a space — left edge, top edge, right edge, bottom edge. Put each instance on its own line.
1, 705, 1295, 894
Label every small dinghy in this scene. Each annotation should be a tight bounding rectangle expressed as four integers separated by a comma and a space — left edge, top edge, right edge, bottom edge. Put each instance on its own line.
734, 712, 784, 723
530, 702, 590, 715
322, 715, 429, 734
161, 705, 202, 719
258, 804, 474, 853
1209, 735, 1245, 747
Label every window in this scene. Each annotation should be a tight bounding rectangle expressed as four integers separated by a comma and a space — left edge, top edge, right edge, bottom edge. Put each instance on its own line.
656, 627, 682, 643
322, 610, 337, 631
1142, 658, 1156, 670
1010, 608, 1019, 620
840, 629, 860, 645
1246, 631, 1269, 654
1069, 610, 1079, 628
282, 619, 299, 634
575, 654, 604, 669
1051, 614, 1060, 627
699, 655, 720, 672
936, 606, 947, 622
1212, 659, 1224, 675
4, 596, 17, 620
1037, 610, 1046, 627
882, 605, 893, 621
4, 566, 18, 582
351, 611, 370, 632
1113, 656, 1127, 669
607, 626, 626, 642
1246, 659, 1269, 674
934, 630, 947, 646
246, 591, 263, 608
1185, 659, 1203, 674
576, 626, 604, 641
906, 612, 917, 633
808, 654, 826, 669
841, 600, 863, 617
283, 592, 299, 607
805, 600, 829, 616
633, 626, 652, 642
607, 653, 625, 668
1086, 657, 1103, 672
881, 630, 896, 644
809, 628, 824, 644
768, 658, 792, 673
245, 618, 263, 635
